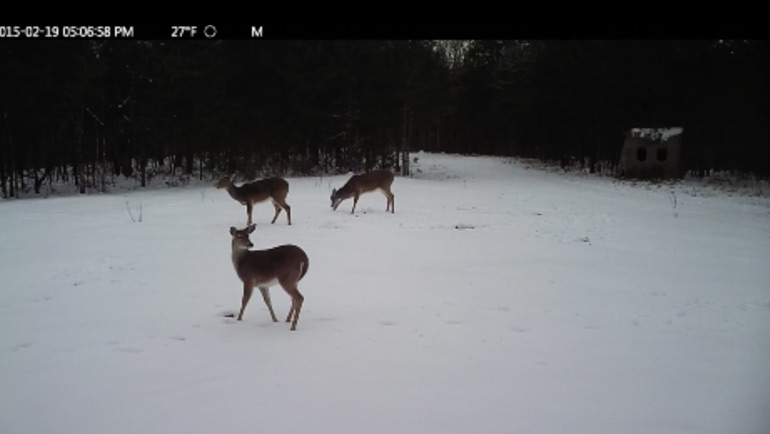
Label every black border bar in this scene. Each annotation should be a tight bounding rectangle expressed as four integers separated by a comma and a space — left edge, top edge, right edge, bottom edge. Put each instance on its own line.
0, 24, 760, 40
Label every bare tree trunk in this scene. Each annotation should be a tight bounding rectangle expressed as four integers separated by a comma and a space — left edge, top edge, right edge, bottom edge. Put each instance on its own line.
185, 147, 194, 175
140, 157, 146, 188
3, 110, 18, 198
33, 168, 51, 194
400, 102, 408, 175
10, 163, 16, 198
1, 109, 8, 198
0, 160, 6, 198
17, 166, 25, 195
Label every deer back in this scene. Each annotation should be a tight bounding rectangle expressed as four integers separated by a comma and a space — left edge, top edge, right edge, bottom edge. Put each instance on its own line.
342, 170, 393, 195
233, 244, 309, 284
237, 177, 289, 202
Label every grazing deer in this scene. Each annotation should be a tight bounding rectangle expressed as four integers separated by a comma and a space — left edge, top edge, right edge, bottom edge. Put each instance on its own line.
229, 224, 310, 331
330, 169, 395, 214
216, 176, 292, 226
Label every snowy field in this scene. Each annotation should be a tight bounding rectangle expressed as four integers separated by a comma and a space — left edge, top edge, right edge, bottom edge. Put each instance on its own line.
1, 152, 769, 434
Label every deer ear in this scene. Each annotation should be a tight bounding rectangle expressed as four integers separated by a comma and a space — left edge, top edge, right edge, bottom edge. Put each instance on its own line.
247, 224, 256, 233
229, 226, 236, 235
332, 188, 337, 194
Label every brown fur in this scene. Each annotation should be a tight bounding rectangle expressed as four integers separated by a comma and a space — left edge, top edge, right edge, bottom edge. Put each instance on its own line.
216, 177, 292, 225
330, 169, 395, 214
230, 224, 309, 331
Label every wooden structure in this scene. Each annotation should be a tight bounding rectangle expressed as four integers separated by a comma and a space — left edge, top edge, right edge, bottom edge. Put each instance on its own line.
619, 127, 683, 179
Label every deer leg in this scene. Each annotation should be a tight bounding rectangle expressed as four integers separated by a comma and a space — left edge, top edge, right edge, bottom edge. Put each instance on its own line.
283, 285, 304, 331
271, 199, 292, 225
237, 284, 254, 321
351, 194, 359, 214
246, 202, 253, 226
270, 201, 282, 224
283, 202, 292, 225
259, 287, 279, 322
385, 185, 395, 213
285, 293, 295, 323
380, 188, 394, 213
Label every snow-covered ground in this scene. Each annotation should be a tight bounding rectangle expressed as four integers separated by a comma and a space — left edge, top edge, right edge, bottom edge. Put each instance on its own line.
2, 151, 769, 434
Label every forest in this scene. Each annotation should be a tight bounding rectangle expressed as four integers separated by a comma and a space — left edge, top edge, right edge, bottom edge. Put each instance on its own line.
1, 39, 768, 197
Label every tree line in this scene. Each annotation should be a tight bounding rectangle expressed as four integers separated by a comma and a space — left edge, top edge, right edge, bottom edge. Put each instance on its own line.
1, 39, 768, 198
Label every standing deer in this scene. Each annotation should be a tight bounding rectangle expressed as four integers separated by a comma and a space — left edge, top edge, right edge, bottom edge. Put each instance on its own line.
229, 224, 310, 331
216, 176, 292, 226
330, 169, 395, 214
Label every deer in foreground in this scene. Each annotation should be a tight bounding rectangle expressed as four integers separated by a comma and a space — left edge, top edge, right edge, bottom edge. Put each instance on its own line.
229, 224, 310, 331
215, 176, 292, 226
330, 169, 395, 214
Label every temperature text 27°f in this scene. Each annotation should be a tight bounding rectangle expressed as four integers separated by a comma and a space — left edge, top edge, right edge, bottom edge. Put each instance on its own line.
171, 26, 198, 37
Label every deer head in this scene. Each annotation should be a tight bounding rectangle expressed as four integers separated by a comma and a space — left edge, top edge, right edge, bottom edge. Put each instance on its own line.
215, 176, 234, 189
330, 188, 343, 210
230, 224, 256, 250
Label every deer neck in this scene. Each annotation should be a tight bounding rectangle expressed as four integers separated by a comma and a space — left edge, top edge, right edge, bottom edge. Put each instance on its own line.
231, 243, 249, 269
338, 184, 356, 198
224, 183, 241, 201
